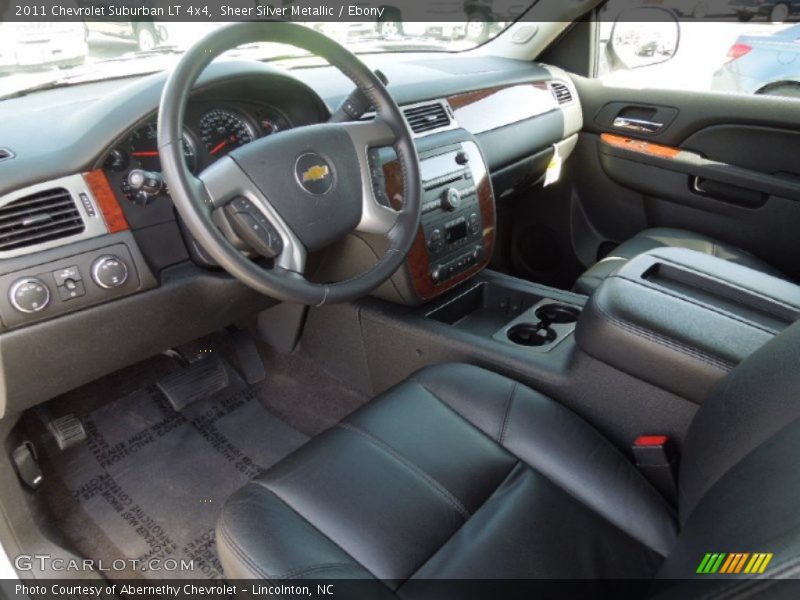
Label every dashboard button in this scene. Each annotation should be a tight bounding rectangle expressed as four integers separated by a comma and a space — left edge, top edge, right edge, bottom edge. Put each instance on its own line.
468, 213, 480, 235
427, 228, 444, 253
58, 278, 86, 301
92, 256, 129, 289
52, 266, 81, 287
9, 278, 50, 314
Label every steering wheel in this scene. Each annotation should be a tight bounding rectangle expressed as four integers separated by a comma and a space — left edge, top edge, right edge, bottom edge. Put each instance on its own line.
158, 22, 421, 305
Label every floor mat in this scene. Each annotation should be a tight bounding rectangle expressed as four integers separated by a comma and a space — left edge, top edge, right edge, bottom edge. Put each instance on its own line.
251, 343, 370, 436
38, 363, 308, 581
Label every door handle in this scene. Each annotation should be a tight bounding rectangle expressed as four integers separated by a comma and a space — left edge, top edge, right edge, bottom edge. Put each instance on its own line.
612, 117, 664, 134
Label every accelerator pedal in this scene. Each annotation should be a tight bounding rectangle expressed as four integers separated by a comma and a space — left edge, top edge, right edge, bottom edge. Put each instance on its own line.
156, 353, 230, 412
229, 327, 266, 385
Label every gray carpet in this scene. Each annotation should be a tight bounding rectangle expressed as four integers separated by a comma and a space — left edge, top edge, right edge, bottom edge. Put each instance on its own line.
251, 343, 371, 436
39, 364, 307, 581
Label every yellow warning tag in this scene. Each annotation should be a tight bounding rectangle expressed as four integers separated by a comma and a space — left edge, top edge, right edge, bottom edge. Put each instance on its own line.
544, 145, 562, 188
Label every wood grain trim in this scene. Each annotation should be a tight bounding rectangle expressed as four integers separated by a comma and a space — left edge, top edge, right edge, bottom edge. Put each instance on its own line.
600, 133, 681, 160
383, 158, 495, 302
383, 161, 404, 211
448, 81, 549, 110
83, 169, 129, 234
447, 82, 554, 134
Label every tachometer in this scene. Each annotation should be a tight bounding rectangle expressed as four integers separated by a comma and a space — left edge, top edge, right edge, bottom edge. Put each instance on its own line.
128, 122, 197, 173
198, 109, 256, 157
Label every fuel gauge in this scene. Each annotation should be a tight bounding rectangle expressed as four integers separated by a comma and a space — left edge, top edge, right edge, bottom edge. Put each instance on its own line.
255, 107, 291, 137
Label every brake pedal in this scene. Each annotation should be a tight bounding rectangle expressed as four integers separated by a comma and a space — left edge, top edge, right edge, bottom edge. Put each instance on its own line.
156, 354, 230, 412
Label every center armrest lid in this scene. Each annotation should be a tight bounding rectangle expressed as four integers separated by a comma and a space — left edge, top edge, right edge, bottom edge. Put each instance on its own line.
576, 247, 800, 404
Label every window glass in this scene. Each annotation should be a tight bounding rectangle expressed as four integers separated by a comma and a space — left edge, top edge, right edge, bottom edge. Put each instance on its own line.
597, 1, 800, 100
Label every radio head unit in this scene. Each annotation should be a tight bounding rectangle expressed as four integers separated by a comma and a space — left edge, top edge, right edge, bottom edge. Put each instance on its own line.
369, 138, 496, 303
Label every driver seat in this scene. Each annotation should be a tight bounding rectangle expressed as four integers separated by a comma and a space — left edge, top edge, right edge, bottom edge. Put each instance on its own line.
218, 323, 800, 594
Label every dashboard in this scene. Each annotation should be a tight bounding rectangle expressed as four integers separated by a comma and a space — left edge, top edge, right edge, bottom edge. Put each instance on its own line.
106, 101, 294, 204
0, 54, 582, 414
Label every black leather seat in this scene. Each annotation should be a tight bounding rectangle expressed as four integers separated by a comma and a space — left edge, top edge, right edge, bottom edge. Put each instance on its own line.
218, 323, 800, 595
573, 227, 784, 295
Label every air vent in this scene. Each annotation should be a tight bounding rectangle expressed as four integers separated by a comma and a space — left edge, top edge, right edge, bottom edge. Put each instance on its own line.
403, 102, 451, 134
550, 81, 574, 105
0, 188, 85, 252
0, 148, 13, 163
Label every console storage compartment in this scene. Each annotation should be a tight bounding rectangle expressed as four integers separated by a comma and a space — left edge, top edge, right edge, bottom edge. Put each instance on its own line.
576, 247, 800, 403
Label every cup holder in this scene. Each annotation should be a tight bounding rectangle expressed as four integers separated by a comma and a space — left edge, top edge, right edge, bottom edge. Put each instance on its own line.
505, 303, 581, 348
507, 323, 557, 347
535, 304, 581, 325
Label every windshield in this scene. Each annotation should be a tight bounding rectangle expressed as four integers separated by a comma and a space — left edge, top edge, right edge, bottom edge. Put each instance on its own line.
0, 12, 528, 99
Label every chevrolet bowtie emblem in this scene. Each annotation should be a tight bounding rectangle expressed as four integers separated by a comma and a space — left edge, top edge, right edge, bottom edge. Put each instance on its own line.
296, 153, 334, 195
301, 165, 330, 183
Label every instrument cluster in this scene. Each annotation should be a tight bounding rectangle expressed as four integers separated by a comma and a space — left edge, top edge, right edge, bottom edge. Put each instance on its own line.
103, 104, 292, 205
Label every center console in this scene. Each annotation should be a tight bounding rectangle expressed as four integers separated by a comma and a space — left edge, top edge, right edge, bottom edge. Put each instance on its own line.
426, 278, 583, 353
370, 135, 496, 304
576, 247, 800, 403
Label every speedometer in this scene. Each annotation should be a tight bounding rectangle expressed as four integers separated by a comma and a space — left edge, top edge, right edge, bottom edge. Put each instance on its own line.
198, 109, 256, 157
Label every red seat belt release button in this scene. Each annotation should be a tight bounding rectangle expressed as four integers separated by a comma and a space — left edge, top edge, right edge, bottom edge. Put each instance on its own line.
635, 435, 669, 447
632, 435, 677, 503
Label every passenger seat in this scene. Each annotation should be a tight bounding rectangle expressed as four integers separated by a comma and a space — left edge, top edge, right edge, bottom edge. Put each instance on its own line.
573, 227, 785, 295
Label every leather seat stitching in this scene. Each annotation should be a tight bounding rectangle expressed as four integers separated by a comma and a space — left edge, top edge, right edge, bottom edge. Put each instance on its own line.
397, 461, 522, 589
590, 298, 735, 371
248, 482, 391, 586
337, 422, 471, 520
280, 562, 362, 580
217, 514, 272, 579
498, 382, 517, 444
415, 378, 676, 556
612, 273, 783, 335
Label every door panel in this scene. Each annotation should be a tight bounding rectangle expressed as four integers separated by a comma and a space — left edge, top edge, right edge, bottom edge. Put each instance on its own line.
564, 76, 800, 280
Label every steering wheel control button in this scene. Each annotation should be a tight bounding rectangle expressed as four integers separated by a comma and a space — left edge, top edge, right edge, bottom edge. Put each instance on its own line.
442, 187, 462, 211
9, 278, 50, 314
238, 213, 284, 258
92, 256, 129, 289
295, 153, 334, 195
225, 198, 284, 259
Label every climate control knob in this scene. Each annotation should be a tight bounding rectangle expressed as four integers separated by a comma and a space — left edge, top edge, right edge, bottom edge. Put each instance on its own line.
9, 278, 50, 313
92, 256, 129, 289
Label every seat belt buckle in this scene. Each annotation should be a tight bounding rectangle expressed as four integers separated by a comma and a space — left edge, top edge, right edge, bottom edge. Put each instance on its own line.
632, 435, 677, 504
